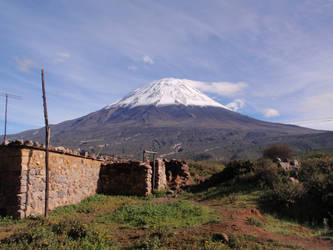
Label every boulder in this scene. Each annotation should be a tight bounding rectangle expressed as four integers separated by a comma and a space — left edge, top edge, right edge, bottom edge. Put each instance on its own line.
55, 146, 66, 153
212, 233, 229, 243
24, 140, 33, 146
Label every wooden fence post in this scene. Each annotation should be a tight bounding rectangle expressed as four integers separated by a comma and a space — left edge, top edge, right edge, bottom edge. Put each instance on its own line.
41, 69, 50, 217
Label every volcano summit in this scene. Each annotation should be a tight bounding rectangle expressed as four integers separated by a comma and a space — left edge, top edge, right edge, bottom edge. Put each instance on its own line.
12, 78, 330, 160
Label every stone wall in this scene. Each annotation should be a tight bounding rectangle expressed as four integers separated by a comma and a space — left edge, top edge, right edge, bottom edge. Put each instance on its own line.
152, 159, 167, 191
0, 145, 101, 218
0, 143, 189, 219
98, 161, 152, 196
0, 146, 21, 218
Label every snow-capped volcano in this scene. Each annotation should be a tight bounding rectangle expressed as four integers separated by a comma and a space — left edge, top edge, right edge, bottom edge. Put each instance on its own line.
12, 77, 324, 161
106, 78, 227, 109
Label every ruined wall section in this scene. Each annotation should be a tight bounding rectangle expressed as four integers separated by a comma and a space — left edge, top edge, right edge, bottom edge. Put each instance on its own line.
165, 159, 192, 190
152, 159, 167, 191
99, 161, 152, 196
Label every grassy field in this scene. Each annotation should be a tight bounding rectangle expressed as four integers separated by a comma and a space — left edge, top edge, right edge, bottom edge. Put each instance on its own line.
0, 161, 332, 249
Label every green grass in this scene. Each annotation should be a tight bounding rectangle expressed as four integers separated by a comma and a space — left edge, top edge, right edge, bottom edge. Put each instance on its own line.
0, 217, 16, 226
95, 200, 221, 229
49, 194, 141, 221
263, 214, 320, 238
246, 217, 264, 227
188, 160, 225, 178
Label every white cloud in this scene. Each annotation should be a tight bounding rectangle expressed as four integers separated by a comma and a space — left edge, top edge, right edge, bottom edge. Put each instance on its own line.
14, 57, 38, 73
142, 55, 154, 64
191, 81, 248, 97
292, 119, 333, 131
54, 52, 71, 63
226, 99, 245, 111
263, 108, 280, 118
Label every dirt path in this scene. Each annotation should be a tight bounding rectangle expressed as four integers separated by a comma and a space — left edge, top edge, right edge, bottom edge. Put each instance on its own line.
197, 200, 333, 250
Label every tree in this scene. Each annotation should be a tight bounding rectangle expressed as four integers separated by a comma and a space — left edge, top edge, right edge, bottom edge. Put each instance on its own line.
263, 144, 292, 161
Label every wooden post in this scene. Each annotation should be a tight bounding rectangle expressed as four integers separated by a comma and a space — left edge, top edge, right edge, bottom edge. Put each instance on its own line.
1, 92, 21, 144
152, 154, 156, 192
41, 69, 50, 217
3, 94, 8, 143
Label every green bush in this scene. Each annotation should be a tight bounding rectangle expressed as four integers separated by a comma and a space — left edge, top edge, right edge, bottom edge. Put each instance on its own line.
209, 160, 254, 184
260, 156, 333, 227
253, 159, 281, 189
268, 182, 306, 207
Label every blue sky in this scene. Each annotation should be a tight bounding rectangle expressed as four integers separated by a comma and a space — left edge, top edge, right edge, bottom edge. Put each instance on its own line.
1, 0, 333, 134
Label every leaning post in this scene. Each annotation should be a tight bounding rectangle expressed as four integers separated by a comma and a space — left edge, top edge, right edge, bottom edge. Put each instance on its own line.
41, 69, 50, 217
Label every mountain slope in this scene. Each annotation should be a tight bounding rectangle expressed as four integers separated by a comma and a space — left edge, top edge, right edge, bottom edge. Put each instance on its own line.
10, 78, 331, 160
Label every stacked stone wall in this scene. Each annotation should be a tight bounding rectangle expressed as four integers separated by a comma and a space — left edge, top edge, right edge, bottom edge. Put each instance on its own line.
0, 147, 22, 218
0, 144, 189, 219
20, 148, 101, 218
152, 159, 167, 191
99, 161, 152, 196
0, 146, 101, 218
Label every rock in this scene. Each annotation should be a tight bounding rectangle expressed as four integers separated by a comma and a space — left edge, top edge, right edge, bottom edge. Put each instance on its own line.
33, 141, 40, 147
212, 233, 229, 243
88, 153, 96, 159
15, 139, 24, 145
2, 139, 9, 145
24, 140, 33, 146
166, 189, 175, 195
55, 146, 66, 153
279, 162, 291, 171
72, 150, 80, 156
97, 155, 105, 161
289, 177, 299, 183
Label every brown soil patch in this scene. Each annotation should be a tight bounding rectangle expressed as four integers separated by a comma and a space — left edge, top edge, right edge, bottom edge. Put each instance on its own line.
196, 201, 333, 250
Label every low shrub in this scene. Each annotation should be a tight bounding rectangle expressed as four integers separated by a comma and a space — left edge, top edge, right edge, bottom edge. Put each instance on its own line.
208, 160, 255, 185
260, 156, 333, 227
253, 159, 281, 189
0, 218, 109, 249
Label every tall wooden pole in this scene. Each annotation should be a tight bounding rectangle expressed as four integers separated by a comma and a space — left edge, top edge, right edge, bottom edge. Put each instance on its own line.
3, 94, 8, 143
41, 69, 50, 217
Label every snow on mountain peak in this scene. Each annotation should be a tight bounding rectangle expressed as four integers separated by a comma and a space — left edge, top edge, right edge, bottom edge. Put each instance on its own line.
106, 78, 228, 109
